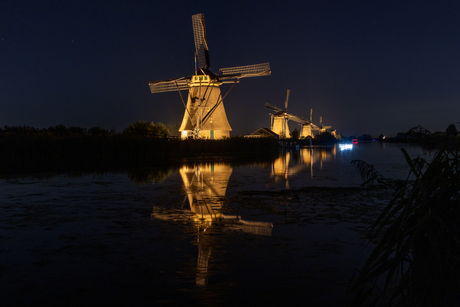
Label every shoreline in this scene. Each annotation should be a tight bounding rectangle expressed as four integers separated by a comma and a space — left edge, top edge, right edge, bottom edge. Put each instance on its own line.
0, 136, 280, 173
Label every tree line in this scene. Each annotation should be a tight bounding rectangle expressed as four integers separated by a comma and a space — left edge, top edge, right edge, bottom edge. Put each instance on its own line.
0, 120, 170, 138
381, 123, 460, 152
0, 121, 280, 172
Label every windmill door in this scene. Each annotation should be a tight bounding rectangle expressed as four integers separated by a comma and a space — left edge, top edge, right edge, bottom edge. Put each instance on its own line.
210, 130, 214, 139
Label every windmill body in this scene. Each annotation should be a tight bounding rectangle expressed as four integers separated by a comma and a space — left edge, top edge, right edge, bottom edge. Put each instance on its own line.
271, 116, 291, 139
299, 109, 317, 139
265, 89, 292, 139
149, 13, 270, 139
300, 124, 313, 139
179, 73, 232, 139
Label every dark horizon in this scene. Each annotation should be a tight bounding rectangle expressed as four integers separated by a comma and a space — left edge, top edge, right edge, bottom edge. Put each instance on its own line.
2, 1, 460, 137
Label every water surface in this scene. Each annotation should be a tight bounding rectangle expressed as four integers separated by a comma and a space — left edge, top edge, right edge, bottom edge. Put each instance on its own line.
0, 142, 425, 306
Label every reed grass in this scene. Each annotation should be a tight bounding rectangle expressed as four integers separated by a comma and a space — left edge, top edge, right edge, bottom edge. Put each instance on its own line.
347, 145, 460, 306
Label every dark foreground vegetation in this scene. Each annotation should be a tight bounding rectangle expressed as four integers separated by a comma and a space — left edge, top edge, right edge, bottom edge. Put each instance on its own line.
0, 123, 279, 172
347, 125, 460, 306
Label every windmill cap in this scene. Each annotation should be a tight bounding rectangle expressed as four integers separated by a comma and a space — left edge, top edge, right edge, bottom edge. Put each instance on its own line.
197, 68, 217, 80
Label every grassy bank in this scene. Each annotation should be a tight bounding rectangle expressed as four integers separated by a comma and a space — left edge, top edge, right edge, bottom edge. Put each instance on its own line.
0, 135, 279, 172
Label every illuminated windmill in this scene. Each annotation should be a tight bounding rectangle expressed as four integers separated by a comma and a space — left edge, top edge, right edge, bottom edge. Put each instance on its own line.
265, 89, 315, 139
297, 109, 319, 139
317, 116, 332, 134
149, 13, 271, 139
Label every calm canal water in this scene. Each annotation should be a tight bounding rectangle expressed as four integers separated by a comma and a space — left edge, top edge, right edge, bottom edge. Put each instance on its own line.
0, 142, 426, 306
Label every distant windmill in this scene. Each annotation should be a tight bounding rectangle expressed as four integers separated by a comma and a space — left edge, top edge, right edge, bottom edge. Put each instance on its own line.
265, 89, 315, 139
297, 109, 319, 139
149, 13, 271, 139
317, 116, 332, 134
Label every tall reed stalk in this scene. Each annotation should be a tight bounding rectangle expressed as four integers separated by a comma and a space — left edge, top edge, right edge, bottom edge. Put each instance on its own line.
347, 147, 460, 306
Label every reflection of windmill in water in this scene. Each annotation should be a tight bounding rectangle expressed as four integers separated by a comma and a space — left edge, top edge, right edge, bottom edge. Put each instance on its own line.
149, 13, 271, 139
271, 151, 292, 188
271, 151, 308, 188
265, 89, 316, 139
182, 163, 273, 285
178, 163, 273, 234
180, 163, 232, 222
151, 163, 273, 286
270, 147, 338, 187
180, 163, 232, 286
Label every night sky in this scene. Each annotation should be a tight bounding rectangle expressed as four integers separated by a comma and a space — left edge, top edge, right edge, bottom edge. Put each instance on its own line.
2, 1, 460, 137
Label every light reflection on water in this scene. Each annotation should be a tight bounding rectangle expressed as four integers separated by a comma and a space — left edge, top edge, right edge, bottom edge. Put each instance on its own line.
151, 162, 274, 286
0, 142, 426, 306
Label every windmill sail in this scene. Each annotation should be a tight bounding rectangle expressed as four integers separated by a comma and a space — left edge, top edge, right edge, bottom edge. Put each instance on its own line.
149, 78, 189, 93
284, 89, 290, 110
218, 63, 271, 79
192, 13, 210, 70
265, 102, 283, 113
289, 114, 309, 124
318, 116, 332, 131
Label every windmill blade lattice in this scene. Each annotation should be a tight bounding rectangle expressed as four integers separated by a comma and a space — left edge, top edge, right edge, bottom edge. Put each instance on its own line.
149, 78, 189, 93
218, 63, 271, 79
192, 13, 210, 70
